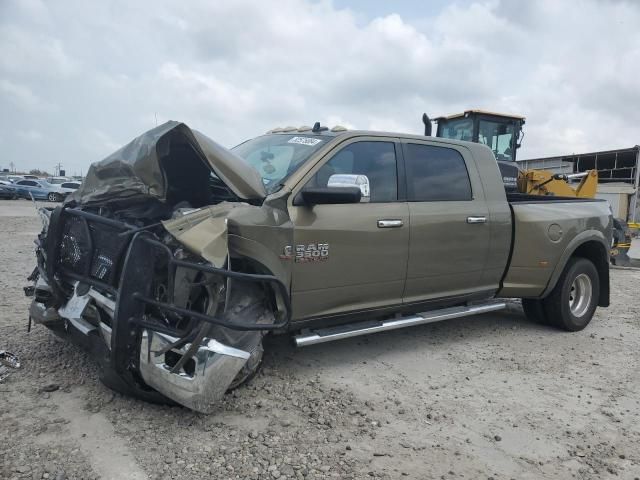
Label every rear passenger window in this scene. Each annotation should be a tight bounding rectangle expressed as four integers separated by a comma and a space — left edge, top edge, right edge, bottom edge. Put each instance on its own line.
404, 144, 472, 201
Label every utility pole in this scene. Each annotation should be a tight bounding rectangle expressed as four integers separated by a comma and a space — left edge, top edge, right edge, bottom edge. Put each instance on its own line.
54, 162, 63, 176
632, 146, 640, 224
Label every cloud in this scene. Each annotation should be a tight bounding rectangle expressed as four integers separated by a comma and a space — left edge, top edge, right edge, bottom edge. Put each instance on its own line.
15, 129, 43, 142
0, 79, 46, 110
0, 25, 78, 78
0, 0, 638, 174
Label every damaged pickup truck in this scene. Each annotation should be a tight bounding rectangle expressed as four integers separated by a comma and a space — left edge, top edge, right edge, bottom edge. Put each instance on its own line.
26, 121, 612, 413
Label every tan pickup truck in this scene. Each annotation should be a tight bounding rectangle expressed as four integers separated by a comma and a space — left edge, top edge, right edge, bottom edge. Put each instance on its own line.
26, 121, 612, 412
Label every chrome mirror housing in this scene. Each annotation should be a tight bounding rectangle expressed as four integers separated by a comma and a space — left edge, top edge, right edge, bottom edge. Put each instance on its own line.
327, 174, 370, 202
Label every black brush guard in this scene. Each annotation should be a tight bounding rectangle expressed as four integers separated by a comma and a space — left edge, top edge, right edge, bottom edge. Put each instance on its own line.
46, 206, 291, 374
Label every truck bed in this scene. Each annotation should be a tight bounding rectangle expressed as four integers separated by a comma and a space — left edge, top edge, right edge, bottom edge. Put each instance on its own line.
499, 195, 611, 298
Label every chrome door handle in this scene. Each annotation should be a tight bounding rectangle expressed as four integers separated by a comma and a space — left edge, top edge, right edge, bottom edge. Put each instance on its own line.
377, 219, 404, 228
466, 216, 487, 224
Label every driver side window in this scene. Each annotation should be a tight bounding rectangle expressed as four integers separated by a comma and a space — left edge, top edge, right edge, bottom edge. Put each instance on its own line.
307, 141, 398, 203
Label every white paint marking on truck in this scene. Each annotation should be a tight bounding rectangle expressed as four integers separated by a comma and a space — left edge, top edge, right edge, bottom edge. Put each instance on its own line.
287, 136, 322, 146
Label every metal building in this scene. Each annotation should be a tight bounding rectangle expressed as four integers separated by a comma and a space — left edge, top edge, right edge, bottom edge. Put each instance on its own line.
518, 146, 640, 223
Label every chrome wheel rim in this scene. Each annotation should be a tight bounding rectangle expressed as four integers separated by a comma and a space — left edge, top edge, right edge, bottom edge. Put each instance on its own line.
48, 193, 55, 201
569, 273, 592, 317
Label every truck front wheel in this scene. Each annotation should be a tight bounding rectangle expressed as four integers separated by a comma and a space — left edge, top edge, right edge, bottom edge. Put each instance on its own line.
523, 257, 599, 331
522, 298, 549, 325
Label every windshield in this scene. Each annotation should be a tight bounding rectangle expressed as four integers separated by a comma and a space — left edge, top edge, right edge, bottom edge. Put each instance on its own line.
438, 118, 474, 142
232, 134, 327, 193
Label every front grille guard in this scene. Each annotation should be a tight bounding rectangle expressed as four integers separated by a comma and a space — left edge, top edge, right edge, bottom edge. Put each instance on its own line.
48, 207, 291, 373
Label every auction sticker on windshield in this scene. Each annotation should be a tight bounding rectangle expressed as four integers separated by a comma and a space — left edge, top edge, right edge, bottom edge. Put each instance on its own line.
288, 137, 323, 146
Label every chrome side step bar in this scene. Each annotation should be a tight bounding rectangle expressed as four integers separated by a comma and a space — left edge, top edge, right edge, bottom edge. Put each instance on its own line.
294, 302, 506, 347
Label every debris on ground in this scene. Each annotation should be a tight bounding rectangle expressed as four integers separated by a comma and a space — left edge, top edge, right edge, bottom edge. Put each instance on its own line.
0, 350, 20, 383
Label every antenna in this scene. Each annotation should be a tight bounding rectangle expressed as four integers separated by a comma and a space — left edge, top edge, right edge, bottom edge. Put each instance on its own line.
155, 112, 158, 126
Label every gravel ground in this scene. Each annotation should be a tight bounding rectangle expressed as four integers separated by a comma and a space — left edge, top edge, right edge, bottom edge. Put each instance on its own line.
1, 198, 639, 480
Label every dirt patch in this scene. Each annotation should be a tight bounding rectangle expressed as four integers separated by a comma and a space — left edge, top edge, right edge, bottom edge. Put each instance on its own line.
1, 199, 639, 479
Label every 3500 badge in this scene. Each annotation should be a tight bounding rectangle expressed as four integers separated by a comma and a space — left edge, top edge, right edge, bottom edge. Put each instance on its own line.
281, 243, 329, 263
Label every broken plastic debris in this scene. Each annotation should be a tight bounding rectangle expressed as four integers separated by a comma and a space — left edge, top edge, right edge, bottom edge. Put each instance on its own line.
0, 351, 21, 383
0, 351, 20, 369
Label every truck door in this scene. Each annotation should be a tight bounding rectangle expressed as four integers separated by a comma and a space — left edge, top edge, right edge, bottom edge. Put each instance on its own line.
401, 141, 492, 303
289, 138, 409, 320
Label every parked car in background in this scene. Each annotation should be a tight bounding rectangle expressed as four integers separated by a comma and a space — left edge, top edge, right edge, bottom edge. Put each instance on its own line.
59, 181, 81, 193
3, 175, 25, 183
10, 179, 68, 202
47, 176, 72, 185
22, 175, 40, 180
0, 183, 17, 199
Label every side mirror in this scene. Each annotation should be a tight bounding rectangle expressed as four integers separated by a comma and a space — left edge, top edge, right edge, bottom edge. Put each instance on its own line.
327, 174, 370, 202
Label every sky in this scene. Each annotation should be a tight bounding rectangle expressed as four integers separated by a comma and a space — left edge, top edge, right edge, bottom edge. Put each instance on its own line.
1, 0, 639, 175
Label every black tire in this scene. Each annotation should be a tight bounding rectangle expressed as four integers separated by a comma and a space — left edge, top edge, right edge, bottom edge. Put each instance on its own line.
120, 285, 272, 404
98, 360, 178, 406
46, 320, 177, 406
228, 341, 264, 390
541, 257, 599, 331
218, 286, 274, 391
93, 271, 273, 406
521, 298, 549, 325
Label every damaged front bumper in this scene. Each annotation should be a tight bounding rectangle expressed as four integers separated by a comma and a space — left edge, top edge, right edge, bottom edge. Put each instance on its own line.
139, 330, 250, 412
28, 206, 290, 413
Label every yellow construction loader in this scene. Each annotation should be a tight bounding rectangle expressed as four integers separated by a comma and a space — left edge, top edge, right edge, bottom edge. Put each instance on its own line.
518, 169, 598, 198
422, 110, 632, 264
422, 109, 598, 198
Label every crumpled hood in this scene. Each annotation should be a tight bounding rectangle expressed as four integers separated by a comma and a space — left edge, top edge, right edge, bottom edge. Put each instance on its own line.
70, 121, 266, 205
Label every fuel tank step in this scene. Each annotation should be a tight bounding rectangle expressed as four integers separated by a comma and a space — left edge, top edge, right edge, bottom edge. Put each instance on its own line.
294, 301, 507, 347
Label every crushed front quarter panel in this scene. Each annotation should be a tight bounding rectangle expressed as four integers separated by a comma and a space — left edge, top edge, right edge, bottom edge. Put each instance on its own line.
162, 203, 246, 268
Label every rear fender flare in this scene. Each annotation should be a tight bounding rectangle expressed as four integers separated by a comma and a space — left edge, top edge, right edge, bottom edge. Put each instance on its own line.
541, 230, 610, 307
